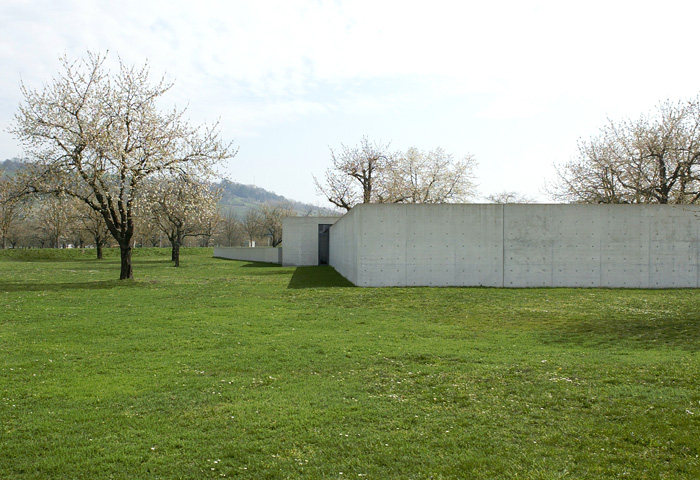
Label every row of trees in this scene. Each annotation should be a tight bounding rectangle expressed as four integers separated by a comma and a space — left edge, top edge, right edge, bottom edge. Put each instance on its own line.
3, 161, 298, 249
0, 178, 219, 259
314, 137, 478, 210
0, 177, 295, 258
0, 190, 110, 253
3, 53, 307, 276
213, 204, 297, 248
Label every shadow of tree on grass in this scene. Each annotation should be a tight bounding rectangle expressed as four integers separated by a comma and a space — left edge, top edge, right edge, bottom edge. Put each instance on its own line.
540, 311, 700, 351
0, 280, 140, 293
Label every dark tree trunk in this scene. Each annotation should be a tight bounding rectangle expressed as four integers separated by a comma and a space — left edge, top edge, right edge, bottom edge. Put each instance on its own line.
171, 240, 181, 267
119, 244, 133, 279
96, 241, 103, 260
172, 241, 180, 267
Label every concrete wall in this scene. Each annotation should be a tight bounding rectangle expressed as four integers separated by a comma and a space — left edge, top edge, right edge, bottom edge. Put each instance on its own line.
282, 216, 341, 266
329, 208, 360, 284
503, 204, 700, 288
329, 204, 700, 288
214, 246, 282, 264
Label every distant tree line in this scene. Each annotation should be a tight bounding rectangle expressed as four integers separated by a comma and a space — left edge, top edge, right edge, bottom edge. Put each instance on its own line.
219, 203, 297, 248
0, 174, 298, 255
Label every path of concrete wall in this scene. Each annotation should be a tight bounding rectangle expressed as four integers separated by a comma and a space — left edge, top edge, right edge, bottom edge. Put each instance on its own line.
282, 216, 341, 266
214, 247, 282, 264
329, 204, 700, 288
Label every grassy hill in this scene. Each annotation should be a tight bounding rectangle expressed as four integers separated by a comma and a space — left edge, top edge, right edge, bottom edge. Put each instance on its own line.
217, 178, 338, 217
0, 158, 24, 176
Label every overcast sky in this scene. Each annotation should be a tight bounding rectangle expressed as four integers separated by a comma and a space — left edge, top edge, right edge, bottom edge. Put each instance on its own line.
2, 0, 699, 204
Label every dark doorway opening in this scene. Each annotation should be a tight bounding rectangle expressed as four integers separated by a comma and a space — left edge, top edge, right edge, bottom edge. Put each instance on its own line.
318, 224, 331, 265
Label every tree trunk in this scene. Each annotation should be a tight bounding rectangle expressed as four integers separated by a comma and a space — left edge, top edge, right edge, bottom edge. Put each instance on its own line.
119, 244, 133, 279
172, 241, 180, 267
96, 240, 103, 260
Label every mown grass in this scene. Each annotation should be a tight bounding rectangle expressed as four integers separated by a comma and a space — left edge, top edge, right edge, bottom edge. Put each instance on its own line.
0, 248, 698, 479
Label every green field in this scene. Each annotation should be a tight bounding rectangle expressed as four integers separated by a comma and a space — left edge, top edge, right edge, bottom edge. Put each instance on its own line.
1, 249, 698, 479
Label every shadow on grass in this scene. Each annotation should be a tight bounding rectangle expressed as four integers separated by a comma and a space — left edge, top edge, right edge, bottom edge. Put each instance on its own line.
540, 313, 700, 350
213, 257, 282, 268
132, 259, 175, 265
0, 280, 138, 293
240, 262, 282, 268
287, 266, 354, 289
0, 255, 97, 263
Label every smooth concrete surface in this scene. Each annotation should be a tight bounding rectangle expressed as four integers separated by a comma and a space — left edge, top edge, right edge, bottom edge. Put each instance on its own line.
214, 246, 282, 264
502, 204, 700, 287
329, 207, 360, 284
329, 204, 700, 288
282, 216, 341, 266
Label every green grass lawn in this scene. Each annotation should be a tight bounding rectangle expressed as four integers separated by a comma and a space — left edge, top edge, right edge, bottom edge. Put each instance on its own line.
1, 248, 698, 479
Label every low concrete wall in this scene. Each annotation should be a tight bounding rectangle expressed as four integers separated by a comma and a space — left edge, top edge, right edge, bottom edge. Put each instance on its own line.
214, 247, 282, 264
282, 216, 341, 266
330, 204, 700, 288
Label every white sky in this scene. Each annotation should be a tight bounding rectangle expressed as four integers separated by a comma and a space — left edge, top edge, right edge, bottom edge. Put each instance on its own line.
2, 0, 700, 204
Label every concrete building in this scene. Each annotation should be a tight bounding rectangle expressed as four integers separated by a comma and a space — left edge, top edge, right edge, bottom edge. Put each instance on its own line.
215, 204, 700, 288
281, 216, 342, 266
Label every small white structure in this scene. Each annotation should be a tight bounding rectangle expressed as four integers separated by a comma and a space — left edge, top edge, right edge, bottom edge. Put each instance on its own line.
215, 204, 700, 288
281, 216, 341, 266
213, 216, 340, 266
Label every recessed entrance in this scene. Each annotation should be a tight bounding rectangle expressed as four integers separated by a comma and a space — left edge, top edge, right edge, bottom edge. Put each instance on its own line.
318, 224, 331, 265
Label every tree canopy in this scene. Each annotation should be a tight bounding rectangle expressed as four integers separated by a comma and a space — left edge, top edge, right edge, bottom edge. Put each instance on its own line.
315, 137, 477, 210
551, 97, 700, 204
11, 52, 235, 278
146, 174, 221, 267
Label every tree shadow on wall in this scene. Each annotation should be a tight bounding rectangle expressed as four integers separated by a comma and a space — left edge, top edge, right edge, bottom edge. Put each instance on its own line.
287, 266, 355, 289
